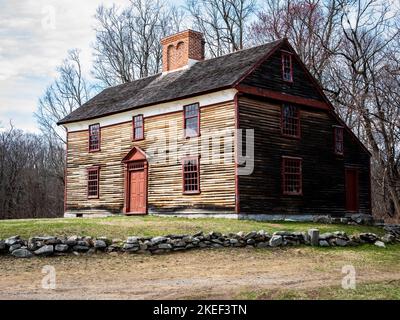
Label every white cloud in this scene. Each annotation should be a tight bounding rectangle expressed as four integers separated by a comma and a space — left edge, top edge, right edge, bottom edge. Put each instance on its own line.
0, 0, 131, 132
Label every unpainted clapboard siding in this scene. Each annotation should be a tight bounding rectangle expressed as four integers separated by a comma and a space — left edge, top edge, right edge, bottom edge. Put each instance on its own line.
66, 101, 236, 214
241, 43, 324, 102
238, 96, 371, 216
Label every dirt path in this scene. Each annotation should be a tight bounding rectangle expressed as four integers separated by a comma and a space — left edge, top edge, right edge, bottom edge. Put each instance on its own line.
0, 248, 399, 299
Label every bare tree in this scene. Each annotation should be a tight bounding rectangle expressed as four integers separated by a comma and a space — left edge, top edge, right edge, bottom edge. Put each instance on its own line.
0, 125, 64, 219
186, 0, 257, 57
249, 0, 342, 83
35, 49, 92, 144
249, 0, 400, 219
92, 0, 182, 87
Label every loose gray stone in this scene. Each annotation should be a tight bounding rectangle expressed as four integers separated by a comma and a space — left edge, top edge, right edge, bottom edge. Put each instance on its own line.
9, 243, 22, 252
335, 238, 348, 247
151, 236, 167, 245
34, 245, 54, 256
126, 237, 139, 244
229, 238, 238, 245
173, 240, 186, 247
359, 233, 378, 243
319, 240, 330, 247
351, 214, 373, 225
72, 245, 89, 252
94, 240, 107, 249
123, 243, 139, 250
313, 216, 331, 224
246, 238, 255, 245
256, 242, 269, 248
64, 240, 77, 246
308, 229, 320, 246
374, 240, 386, 248
319, 233, 334, 240
340, 218, 349, 224
269, 235, 283, 247
158, 243, 172, 250
381, 234, 395, 244
12, 248, 33, 258
5, 236, 20, 246
273, 231, 293, 236
55, 244, 69, 252
244, 231, 257, 240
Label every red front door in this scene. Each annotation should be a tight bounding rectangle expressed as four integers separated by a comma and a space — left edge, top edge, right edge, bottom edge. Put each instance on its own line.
345, 168, 359, 212
128, 164, 147, 214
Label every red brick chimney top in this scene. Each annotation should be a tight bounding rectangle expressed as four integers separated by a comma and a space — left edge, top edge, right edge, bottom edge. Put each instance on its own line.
161, 29, 205, 73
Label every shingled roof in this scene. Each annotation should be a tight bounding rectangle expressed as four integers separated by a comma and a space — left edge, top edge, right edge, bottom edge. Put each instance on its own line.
58, 39, 284, 125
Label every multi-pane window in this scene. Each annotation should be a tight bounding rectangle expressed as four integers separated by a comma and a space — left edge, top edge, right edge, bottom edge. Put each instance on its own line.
133, 115, 144, 140
282, 157, 302, 195
88, 123, 100, 152
182, 157, 200, 194
282, 52, 293, 82
282, 104, 300, 137
87, 167, 99, 198
184, 103, 200, 138
334, 126, 344, 155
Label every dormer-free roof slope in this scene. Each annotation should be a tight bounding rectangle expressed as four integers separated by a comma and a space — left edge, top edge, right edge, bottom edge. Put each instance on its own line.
58, 39, 284, 125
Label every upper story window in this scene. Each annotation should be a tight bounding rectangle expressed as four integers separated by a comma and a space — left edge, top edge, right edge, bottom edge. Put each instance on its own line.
281, 104, 300, 138
133, 114, 144, 141
281, 52, 293, 82
182, 157, 200, 194
282, 157, 302, 195
87, 166, 100, 198
88, 123, 100, 152
334, 126, 344, 155
184, 103, 200, 138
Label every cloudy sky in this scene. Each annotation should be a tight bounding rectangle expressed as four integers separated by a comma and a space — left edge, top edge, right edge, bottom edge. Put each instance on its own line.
0, 0, 135, 132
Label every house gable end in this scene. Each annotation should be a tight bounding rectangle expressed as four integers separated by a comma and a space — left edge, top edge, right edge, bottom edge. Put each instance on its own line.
238, 41, 327, 103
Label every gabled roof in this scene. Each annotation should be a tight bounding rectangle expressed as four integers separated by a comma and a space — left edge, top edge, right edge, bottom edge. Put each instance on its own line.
58, 39, 284, 125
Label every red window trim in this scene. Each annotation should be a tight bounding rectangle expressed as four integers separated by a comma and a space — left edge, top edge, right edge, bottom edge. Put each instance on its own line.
282, 156, 303, 196
182, 156, 201, 195
88, 123, 101, 152
281, 104, 301, 138
281, 51, 293, 83
183, 103, 200, 138
333, 126, 344, 156
133, 114, 144, 141
87, 166, 100, 199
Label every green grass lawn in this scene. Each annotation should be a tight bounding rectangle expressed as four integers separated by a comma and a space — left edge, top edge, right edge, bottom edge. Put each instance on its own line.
0, 215, 385, 239
237, 280, 400, 300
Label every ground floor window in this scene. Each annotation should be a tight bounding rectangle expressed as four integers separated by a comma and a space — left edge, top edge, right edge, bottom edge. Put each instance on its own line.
87, 167, 100, 198
182, 157, 200, 194
282, 157, 302, 195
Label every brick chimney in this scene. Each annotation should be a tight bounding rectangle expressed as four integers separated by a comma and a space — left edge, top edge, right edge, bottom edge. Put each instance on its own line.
161, 30, 205, 73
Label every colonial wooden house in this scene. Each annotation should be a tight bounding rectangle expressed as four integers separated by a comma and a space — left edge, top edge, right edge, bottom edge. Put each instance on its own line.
58, 29, 371, 219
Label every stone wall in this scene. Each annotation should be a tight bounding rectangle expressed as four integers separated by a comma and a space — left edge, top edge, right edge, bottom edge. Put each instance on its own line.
1, 225, 399, 258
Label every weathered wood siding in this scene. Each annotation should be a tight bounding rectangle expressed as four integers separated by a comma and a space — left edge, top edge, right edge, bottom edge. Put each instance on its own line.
238, 96, 371, 216
66, 101, 236, 214
241, 44, 324, 102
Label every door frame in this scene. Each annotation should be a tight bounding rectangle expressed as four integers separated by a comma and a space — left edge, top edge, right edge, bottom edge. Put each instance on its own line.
345, 167, 359, 212
122, 146, 148, 215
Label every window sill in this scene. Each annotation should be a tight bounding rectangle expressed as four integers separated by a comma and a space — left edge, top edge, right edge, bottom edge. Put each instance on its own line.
281, 133, 301, 140
282, 192, 303, 196
183, 191, 201, 195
